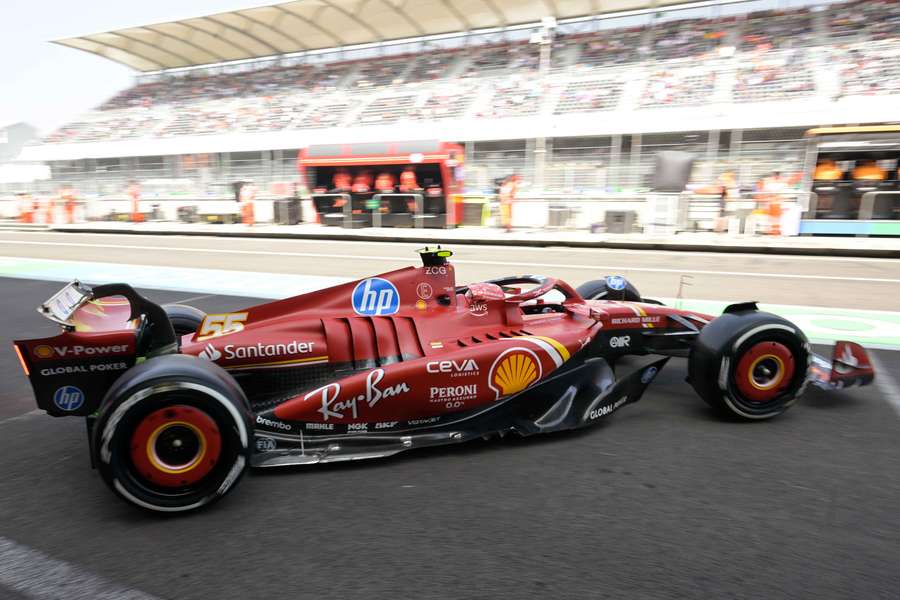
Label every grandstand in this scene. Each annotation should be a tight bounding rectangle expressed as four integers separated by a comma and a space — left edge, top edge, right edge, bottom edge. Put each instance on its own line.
16, 0, 900, 200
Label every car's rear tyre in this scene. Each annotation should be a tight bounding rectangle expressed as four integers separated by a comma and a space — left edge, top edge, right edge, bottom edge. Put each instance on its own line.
163, 304, 206, 337
688, 309, 809, 420
94, 355, 251, 512
577, 276, 641, 302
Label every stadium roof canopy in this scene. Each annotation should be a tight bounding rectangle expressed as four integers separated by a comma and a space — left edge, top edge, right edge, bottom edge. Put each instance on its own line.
53, 0, 701, 72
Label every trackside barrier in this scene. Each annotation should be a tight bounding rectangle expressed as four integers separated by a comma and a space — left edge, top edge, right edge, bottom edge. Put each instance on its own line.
859, 191, 900, 221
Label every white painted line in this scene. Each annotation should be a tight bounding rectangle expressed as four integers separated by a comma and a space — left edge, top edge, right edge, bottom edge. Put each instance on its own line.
7, 230, 899, 263
870, 356, 900, 419
3, 240, 899, 284
0, 535, 163, 600
171, 293, 215, 304
0, 410, 42, 427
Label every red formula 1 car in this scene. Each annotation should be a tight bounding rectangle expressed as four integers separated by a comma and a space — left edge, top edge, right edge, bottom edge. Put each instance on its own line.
13, 249, 874, 512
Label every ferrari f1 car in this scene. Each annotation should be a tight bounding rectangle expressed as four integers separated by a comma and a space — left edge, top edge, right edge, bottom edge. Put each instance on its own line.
13, 248, 874, 512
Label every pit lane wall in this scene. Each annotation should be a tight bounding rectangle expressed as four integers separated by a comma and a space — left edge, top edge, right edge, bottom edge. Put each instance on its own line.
0, 191, 817, 237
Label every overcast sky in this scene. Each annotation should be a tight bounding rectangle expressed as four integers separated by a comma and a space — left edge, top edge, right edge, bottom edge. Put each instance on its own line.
0, 0, 256, 134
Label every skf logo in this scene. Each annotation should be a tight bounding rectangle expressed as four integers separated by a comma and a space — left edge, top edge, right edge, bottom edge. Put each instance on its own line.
426, 359, 479, 376
352, 278, 399, 316
197, 312, 248, 341
610, 335, 631, 348
488, 348, 542, 399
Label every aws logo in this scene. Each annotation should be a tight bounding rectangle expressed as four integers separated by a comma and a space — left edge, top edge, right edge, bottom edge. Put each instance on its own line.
488, 347, 542, 399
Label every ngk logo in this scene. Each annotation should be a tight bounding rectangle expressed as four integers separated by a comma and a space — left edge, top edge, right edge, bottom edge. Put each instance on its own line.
610, 336, 631, 348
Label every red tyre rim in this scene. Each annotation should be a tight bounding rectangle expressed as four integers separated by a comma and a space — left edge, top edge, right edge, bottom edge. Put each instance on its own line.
130, 405, 222, 488
734, 341, 796, 403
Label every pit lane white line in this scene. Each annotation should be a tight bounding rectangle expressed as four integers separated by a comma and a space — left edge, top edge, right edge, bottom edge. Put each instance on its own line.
870, 356, 900, 419
0, 410, 42, 427
0, 536, 163, 600
7, 231, 899, 263
2, 240, 899, 284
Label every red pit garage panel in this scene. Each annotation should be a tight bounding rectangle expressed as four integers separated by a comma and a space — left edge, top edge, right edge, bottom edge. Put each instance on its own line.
299, 140, 464, 228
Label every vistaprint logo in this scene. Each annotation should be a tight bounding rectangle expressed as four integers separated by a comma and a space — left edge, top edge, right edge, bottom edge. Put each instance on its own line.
199, 343, 222, 361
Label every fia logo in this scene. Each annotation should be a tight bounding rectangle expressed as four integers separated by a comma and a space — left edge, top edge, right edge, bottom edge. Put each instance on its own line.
352, 278, 400, 316
255, 437, 277, 452
53, 386, 85, 411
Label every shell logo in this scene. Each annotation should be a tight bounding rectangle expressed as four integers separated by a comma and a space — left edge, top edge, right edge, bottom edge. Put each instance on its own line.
34, 345, 55, 359
488, 347, 542, 399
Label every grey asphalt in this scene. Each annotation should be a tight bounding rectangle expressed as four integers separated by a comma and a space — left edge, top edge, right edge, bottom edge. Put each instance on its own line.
1, 278, 899, 600
1, 230, 900, 309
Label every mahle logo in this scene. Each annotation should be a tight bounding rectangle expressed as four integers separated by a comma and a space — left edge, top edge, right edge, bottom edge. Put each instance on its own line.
352, 278, 399, 316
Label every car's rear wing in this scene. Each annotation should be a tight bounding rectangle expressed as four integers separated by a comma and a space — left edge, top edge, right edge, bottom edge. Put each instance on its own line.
13, 281, 178, 417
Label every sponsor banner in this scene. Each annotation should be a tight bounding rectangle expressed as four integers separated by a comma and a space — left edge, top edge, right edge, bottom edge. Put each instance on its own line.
426, 359, 480, 377
32, 343, 131, 361
352, 278, 399, 316
303, 368, 411, 421
52, 386, 85, 412
198, 340, 317, 362
38, 362, 128, 376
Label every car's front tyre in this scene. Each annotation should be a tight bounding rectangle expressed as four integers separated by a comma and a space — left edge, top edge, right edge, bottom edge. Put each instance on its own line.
688, 308, 810, 420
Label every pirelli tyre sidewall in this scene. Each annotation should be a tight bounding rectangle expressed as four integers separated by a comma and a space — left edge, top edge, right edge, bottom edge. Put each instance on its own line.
163, 304, 206, 337
93, 355, 251, 513
688, 310, 810, 420
576, 278, 641, 302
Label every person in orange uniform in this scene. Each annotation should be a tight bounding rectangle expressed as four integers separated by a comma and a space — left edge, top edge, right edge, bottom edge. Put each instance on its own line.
16, 192, 34, 224
814, 159, 843, 181
332, 168, 351, 191
852, 160, 886, 181
756, 171, 788, 235
351, 170, 373, 194
374, 171, 396, 193
59, 186, 78, 224
128, 180, 143, 223
498, 173, 519, 233
239, 180, 256, 226
399, 166, 420, 192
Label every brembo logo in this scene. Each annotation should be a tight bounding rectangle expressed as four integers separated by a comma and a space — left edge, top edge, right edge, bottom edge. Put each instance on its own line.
256, 415, 292, 431
426, 359, 479, 376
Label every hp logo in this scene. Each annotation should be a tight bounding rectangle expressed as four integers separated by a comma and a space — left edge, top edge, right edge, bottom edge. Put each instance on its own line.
641, 366, 658, 384
53, 386, 85, 411
606, 275, 627, 291
352, 278, 400, 316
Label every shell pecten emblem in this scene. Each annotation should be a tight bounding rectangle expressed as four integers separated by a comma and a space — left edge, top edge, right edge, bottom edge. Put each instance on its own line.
488, 347, 543, 399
